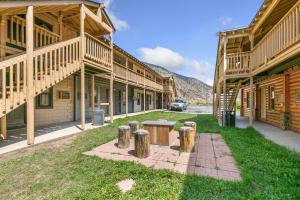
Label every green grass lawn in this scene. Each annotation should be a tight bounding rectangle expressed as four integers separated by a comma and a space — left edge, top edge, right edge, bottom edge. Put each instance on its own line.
0, 112, 299, 200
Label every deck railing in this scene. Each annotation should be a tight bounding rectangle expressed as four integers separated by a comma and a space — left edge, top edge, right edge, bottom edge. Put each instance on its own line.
0, 37, 81, 117
251, 1, 300, 70
84, 33, 112, 68
6, 16, 60, 49
113, 62, 163, 90
225, 52, 251, 76
219, 1, 300, 79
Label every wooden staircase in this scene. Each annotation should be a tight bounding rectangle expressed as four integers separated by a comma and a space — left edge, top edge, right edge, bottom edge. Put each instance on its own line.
0, 37, 81, 118
217, 81, 242, 123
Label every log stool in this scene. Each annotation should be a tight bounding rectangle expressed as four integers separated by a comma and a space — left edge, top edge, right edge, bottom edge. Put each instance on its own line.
184, 121, 197, 138
129, 121, 139, 138
118, 125, 130, 149
134, 129, 150, 158
179, 126, 195, 152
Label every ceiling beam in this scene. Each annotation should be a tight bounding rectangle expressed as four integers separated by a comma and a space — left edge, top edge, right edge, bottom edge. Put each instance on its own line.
251, 0, 281, 34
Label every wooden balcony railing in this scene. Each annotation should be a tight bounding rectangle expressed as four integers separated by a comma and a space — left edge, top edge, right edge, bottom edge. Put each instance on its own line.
6, 16, 60, 49
84, 33, 112, 68
251, 1, 300, 70
218, 1, 300, 79
225, 52, 251, 76
113, 62, 163, 90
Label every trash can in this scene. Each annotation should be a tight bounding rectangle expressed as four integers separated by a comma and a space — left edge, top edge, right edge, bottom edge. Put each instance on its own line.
222, 111, 236, 127
93, 109, 105, 125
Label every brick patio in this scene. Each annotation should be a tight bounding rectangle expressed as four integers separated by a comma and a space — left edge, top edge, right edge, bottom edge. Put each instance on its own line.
84, 133, 241, 181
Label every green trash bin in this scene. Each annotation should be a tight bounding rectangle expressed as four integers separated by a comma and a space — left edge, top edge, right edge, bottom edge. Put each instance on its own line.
222, 111, 236, 127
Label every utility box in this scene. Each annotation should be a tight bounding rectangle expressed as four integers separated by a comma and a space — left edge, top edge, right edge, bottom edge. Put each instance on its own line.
93, 109, 105, 126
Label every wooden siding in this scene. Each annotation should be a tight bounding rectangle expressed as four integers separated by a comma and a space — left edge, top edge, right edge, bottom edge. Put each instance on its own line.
35, 76, 74, 127
288, 69, 300, 132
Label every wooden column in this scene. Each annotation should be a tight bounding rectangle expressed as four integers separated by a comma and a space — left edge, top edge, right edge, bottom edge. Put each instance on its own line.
223, 37, 228, 116
26, 6, 34, 145
109, 33, 114, 123
144, 88, 146, 111
80, 4, 86, 130
154, 90, 157, 110
91, 74, 95, 124
0, 16, 6, 58
125, 84, 128, 116
161, 92, 164, 109
249, 76, 254, 126
0, 16, 7, 139
0, 116, 7, 140
58, 14, 63, 41
240, 88, 244, 116
125, 58, 128, 116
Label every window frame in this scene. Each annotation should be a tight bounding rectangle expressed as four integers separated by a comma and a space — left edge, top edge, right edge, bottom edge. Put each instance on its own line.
36, 88, 53, 109
269, 86, 275, 111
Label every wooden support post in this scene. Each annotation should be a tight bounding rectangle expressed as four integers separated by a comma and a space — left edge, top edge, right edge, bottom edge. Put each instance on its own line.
58, 14, 63, 41
249, 76, 254, 126
0, 16, 6, 58
91, 74, 95, 124
154, 91, 157, 110
144, 88, 146, 112
26, 6, 34, 145
109, 33, 114, 123
161, 92, 164, 109
0, 116, 7, 140
240, 88, 244, 117
80, 4, 85, 130
125, 84, 128, 116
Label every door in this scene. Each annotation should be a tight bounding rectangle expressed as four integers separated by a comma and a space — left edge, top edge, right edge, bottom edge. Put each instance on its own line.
261, 87, 266, 119
141, 93, 144, 111
75, 77, 91, 121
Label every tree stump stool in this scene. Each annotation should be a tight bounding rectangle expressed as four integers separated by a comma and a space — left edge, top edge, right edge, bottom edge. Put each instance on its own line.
134, 129, 150, 158
179, 126, 195, 152
184, 121, 197, 138
118, 125, 130, 149
129, 121, 139, 138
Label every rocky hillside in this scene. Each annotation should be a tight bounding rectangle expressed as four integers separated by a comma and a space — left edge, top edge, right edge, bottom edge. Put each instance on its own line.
145, 63, 213, 104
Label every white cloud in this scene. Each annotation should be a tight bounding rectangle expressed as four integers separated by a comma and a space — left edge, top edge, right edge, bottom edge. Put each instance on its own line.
219, 16, 233, 27
102, 0, 129, 31
138, 46, 214, 85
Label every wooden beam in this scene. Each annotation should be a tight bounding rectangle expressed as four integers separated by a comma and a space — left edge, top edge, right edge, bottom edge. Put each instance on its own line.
251, 0, 281, 34
109, 33, 114, 123
0, 116, 7, 140
80, 4, 85, 130
91, 74, 95, 124
26, 5, 34, 145
0, 1, 100, 8
249, 76, 254, 126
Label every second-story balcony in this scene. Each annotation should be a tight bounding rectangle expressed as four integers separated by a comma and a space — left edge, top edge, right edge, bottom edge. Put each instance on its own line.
113, 62, 163, 91
218, 0, 300, 81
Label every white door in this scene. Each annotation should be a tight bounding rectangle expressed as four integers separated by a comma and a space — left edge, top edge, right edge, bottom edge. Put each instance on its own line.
261, 87, 266, 119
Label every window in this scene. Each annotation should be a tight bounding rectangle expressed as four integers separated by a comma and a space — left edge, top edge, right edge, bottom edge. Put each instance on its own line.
36, 88, 53, 109
269, 86, 275, 110
113, 54, 126, 66
296, 91, 300, 102
137, 93, 141, 105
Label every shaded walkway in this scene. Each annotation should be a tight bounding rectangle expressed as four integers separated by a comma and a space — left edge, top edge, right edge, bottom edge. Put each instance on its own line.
236, 116, 300, 152
0, 110, 161, 155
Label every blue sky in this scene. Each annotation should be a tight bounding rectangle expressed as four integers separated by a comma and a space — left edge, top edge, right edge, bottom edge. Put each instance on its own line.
100, 0, 263, 85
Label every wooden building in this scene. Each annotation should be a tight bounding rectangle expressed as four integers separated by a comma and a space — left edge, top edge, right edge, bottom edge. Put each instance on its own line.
213, 0, 300, 133
0, 0, 175, 144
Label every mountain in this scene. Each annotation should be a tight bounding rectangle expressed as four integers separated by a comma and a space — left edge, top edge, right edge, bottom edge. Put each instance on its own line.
145, 63, 213, 104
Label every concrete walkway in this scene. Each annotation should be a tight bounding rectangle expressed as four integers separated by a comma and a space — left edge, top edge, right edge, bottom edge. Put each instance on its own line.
236, 116, 300, 152
0, 110, 162, 156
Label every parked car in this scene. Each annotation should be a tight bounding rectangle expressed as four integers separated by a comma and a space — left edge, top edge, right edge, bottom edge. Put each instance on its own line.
170, 99, 187, 111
